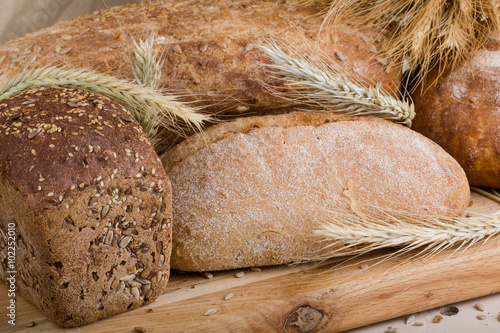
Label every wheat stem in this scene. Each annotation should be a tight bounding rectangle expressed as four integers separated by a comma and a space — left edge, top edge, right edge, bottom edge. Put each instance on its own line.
260, 43, 415, 126
315, 208, 500, 258
0, 66, 209, 136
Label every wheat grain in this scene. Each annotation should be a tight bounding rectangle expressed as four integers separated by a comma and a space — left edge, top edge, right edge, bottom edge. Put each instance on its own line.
260, 42, 415, 126
314, 207, 500, 258
0, 66, 209, 139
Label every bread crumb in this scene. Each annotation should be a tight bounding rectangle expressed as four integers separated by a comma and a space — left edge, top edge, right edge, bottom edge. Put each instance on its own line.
477, 315, 487, 320
235, 271, 245, 278
405, 315, 415, 324
432, 315, 443, 323
147, 309, 153, 313
474, 303, 485, 312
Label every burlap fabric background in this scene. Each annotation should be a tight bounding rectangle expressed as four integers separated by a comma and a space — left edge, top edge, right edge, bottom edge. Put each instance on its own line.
0, 0, 140, 44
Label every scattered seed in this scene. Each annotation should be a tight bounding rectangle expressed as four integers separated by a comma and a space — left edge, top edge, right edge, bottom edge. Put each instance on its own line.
360, 264, 369, 269
235, 271, 245, 278
203, 308, 217, 316
477, 315, 487, 320
440, 305, 459, 316
147, 309, 153, 313
474, 303, 485, 312
497, 312, 500, 322
250, 267, 262, 272
432, 315, 443, 323
203, 272, 213, 279
384, 328, 397, 333
25, 321, 36, 327
413, 322, 424, 326
224, 292, 234, 300
405, 315, 415, 324
134, 327, 146, 333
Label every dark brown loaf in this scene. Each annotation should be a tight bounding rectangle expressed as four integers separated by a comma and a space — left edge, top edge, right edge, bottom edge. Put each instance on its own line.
0, 87, 172, 327
412, 36, 500, 188
162, 112, 470, 272
0, 0, 401, 128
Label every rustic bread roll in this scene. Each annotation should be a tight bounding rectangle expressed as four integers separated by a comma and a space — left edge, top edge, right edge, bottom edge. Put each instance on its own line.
162, 112, 470, 272
412, 35, 500, 188
0, 87, 172, 327
0, 0, 401, 143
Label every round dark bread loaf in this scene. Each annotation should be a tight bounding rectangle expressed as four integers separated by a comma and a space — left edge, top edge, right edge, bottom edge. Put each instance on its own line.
412, 35, 500, 188
0, 87, 172, 327
162, 112, 470, 272
0, 0, 401, 139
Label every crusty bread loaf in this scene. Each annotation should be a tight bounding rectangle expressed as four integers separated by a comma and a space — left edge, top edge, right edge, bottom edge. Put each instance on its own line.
0, 0, 401, 139
412, 35, 500, 188
0, 87, 172, 327
162, 112, 470, 272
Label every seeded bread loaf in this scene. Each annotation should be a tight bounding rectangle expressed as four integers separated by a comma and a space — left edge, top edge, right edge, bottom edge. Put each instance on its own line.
412, 35, 500, 188
0, 87, 172, 327
162, 112, 470, 272
0, 0, 401, 152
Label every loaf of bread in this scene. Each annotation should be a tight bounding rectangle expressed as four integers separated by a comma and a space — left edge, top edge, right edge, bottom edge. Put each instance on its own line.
0, 87, 172, 327
162, 112, 470, 272
412, 35, 500, 189
0, 0, 401, 148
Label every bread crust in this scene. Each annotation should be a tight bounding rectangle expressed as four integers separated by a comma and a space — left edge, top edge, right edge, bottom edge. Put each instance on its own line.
163, 112, 470, 271
412, 36, 500, 188
0, 87, 172, 327
0, 0, 401, 121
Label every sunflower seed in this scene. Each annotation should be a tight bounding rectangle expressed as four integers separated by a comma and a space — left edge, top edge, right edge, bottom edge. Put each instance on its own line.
203, 308, 217, 316
203, 271, 213, 279
235, 271, 245, 278
104, 230, 114, 245
120, 274, 136, 282
28, 128, 41, 139
131, 286, 140, 299
119, 236, 132, 248
474, 303, 485, 311
224, 292, 234, 300
101, 205, 110, 219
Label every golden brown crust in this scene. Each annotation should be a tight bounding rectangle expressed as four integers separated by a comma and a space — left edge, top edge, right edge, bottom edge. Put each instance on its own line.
0, 88, 172, 327
412, 36, 500, 188
164, 112, 470, 272
0, 0, 401, 119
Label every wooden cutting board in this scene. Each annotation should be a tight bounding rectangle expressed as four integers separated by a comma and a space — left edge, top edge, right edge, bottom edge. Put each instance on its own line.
2, 191, 500, 333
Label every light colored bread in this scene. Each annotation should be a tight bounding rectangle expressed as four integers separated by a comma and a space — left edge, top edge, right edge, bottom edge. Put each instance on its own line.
162, 112, 470, 272
0, 0, 401, 147
0, 87, 172, 327
412, 35, 500, 188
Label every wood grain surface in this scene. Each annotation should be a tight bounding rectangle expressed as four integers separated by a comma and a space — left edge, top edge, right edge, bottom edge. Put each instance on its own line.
1, 191, 499, 332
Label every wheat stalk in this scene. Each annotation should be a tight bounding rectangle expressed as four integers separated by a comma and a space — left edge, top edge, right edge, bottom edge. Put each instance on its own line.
314, 207, 500, 258
297, 0, 500, 80
260, 43, 415, 126
0, 66, 209, 137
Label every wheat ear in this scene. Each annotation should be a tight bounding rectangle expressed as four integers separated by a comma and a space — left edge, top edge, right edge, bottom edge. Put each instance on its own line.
314, 208, 500, 258
260, 43, 415, 126
0, 66, 209, 136
127, 33, 165, 144
299, 0, 500, 80
129, 33, 162, 89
